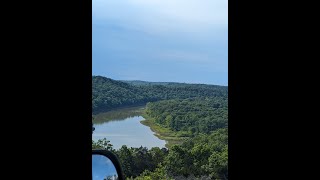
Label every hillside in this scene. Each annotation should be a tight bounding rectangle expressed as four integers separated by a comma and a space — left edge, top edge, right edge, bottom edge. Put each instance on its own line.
92, 76, 228, 179
120, 80, 171, 86
92, 76, 147, 113
92, 76, 228, 113
145, 97, 228, 134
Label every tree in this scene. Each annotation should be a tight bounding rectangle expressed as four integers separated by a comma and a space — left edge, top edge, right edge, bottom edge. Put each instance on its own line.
116, 145, 135, 178
92, 138, 113, 151
165, 145, 194, 177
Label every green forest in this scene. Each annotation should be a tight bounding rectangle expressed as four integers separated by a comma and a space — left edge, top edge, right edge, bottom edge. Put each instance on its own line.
145, 97, 227, 134
92, 76, 228, 179
92, 76, 227, 113
93, 129, 227, 180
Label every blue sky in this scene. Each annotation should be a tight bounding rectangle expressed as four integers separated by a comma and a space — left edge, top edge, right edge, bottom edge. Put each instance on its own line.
92, 155, 118, 180
93, 0, 228, 85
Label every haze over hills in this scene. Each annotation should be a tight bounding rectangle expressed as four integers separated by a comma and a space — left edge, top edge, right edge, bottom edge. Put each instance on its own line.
120, 80, 172, 86
120, 80, 226, 87
92, 76, 228, 113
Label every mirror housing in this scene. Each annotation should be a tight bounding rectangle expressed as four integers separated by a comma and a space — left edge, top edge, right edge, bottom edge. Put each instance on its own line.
92, 150, 124, 180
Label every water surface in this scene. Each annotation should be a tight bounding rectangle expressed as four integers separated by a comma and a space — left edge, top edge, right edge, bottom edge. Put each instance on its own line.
92, 106, 166, 149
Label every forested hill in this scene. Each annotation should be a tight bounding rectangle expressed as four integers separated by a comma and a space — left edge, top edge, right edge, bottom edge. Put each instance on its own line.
93, 76, 228, 179
92, 76, 228, 113
120, 80, 171, 86
145, 97, 228, 135
92, 76, 146, 113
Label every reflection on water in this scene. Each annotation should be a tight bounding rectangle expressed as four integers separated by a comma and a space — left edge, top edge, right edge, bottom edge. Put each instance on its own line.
92, 155, 118, 180
93, 106, 145, 124
92, 106, 166, 150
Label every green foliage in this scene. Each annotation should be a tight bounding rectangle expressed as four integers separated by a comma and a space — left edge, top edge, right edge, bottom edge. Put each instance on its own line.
117, 145, 135, 178
92, 76, 147, 113
162, 129, 228, 179
134, 164, 173, 180
92, 76, 228, 179
164, 145, 194, 177
92, 128, 227, 180
92, 138, 114, 151
206, 147, 228, 179
145, 97, 228, 135
114, 146, 169, 179
92, 76, 227, 113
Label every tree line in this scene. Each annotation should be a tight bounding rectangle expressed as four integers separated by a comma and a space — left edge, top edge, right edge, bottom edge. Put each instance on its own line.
92, 76, 227, 113
92, 75, 228, 179
145, 97, 228, 135
93, 128, 227, 180
92, 97, 228, 179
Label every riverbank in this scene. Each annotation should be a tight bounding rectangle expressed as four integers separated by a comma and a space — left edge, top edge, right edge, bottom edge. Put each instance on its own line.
93, 104, 189, 149
92, 103, 147, 115
93, 106, 167, 149
93, 105, 146, 124
140, 114, 189, 148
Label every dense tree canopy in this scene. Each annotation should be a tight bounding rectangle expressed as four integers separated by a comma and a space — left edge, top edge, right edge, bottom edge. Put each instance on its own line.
145, 97, 228, 135
92, 129, 228, 180
93, 76, 147, 113
92, 76, 228, 179
93, 76, 227, 113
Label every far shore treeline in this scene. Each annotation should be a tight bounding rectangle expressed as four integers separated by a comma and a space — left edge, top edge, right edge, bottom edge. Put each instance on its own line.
92, 76, 228, 180
92, 76, 227, 113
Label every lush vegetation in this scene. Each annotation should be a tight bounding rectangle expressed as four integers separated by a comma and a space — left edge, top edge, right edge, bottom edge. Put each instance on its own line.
140, 118, 187, 148
93, 76, 227, 113
92, 76, 228, 179
93, 128, 227, 180
93, 76, 147, 113
145, 97, 228, 135
92, 98, 228, 179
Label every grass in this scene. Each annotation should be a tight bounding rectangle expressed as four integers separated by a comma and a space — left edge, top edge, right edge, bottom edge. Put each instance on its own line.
140, 114, 189, 149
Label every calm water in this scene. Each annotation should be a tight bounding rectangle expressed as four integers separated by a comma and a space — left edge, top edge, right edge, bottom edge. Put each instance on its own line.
92, 106, 166, 149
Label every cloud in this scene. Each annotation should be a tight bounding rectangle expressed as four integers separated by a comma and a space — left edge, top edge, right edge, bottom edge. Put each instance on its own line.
92, 0, 228, 85
93, 0, 228, 34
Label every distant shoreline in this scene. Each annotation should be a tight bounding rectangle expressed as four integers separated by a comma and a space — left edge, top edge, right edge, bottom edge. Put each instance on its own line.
92, 103, 147, 115
140, 114, 189, 149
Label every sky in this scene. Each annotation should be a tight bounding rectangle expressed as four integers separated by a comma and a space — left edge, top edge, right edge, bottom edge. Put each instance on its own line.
92, 155, 118, 180
93, 0, 228, 85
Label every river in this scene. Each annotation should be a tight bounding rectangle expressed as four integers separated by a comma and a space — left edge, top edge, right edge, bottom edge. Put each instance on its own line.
92, 106, 166, 150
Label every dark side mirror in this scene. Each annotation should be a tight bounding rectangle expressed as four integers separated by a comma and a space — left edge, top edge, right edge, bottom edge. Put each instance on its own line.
92, 150, 124, 180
